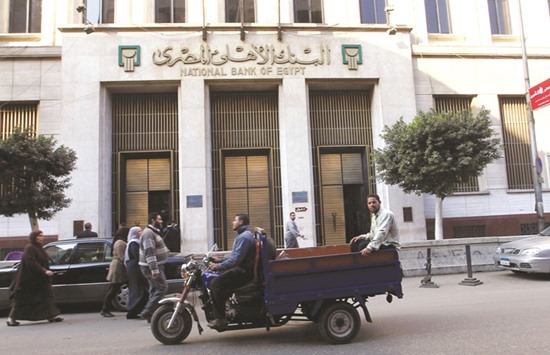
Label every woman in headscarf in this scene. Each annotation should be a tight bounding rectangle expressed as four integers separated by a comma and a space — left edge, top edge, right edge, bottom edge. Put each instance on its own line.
7, 230, 63, 326
100, 231, 128, 317
124, 226, 148, 319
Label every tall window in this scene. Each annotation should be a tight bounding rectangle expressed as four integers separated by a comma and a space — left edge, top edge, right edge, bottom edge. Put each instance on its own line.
225, 0, 255, 23
156, 0, 185, 23
488, 0, 511, 34
294, 0, 323, 23
0, 0, 42, 33
425, 0, 450, 33
0, 103, 38, 198
500, 97, 532, 190
83, 0, 114, 24
360, 0, 386, 24
434, 96, 479, 193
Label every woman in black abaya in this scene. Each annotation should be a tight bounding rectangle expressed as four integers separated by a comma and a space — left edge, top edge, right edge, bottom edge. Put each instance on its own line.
7, 230, 63, 326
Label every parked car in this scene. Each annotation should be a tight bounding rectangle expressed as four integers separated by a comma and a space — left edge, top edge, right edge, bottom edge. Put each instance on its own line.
493, 226, 550, 274
0, 238, 184, 311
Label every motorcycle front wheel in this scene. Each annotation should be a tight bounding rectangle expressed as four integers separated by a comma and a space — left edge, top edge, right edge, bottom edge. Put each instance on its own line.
151, 304, 193, 345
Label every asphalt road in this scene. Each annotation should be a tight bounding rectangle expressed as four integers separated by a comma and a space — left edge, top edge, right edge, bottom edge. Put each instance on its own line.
2, 271, 549, 355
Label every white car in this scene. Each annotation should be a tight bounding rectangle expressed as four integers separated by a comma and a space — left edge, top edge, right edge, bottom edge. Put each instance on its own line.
493, 226, 550, 274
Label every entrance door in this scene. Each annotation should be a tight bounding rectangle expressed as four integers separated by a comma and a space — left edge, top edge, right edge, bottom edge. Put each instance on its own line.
223, 152, 272, 248
123, 156, 172, 227
319, 152, 366, 245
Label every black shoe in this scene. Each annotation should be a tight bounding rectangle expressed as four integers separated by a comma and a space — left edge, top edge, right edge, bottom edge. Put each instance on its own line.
139, 313, 151, 323
6, 319, 20, 326
207, 318, 228, 330
100, 310, 115, 318
47, 317, 64, 323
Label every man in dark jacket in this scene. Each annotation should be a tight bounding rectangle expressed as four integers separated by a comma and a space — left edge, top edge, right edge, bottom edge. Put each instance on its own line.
77, 222, 98, 238
207, 213, 256, 330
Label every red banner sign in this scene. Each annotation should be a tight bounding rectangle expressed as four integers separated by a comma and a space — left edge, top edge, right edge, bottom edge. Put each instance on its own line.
529, 77, 550, 110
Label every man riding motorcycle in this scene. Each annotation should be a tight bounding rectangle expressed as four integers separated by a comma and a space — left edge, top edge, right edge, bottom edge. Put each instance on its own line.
207, 213, 257, 330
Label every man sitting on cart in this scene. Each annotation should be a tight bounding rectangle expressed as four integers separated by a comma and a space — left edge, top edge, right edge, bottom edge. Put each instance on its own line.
207, 213, 257, 330
350, 194, 401, 256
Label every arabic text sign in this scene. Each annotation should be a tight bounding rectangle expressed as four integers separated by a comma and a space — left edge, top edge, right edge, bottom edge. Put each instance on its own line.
529, 77, 550, 110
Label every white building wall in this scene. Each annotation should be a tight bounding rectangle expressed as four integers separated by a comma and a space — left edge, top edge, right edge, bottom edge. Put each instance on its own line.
1, 0, 549, 243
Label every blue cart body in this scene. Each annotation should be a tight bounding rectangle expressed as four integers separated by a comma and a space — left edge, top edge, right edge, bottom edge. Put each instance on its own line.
259, 234, 403, 318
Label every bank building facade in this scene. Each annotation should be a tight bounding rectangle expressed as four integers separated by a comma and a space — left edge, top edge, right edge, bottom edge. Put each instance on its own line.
1, 0, 549, 253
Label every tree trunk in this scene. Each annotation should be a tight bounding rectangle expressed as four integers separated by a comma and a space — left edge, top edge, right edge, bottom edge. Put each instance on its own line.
434, 195, 444, 240
28, 209, 40, 231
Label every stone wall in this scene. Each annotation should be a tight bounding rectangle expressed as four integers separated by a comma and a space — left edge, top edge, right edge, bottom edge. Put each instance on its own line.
400, 236, 528, 276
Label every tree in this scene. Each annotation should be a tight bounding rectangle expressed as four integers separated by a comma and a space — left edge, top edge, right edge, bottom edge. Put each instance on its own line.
372, 108, 501, 240
0, 129, 77, 231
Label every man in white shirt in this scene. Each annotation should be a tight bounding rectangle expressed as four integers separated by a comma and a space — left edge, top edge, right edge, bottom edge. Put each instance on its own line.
349, 194, 400, 256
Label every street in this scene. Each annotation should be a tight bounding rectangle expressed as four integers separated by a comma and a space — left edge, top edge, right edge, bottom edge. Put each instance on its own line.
2, 271, 549, 355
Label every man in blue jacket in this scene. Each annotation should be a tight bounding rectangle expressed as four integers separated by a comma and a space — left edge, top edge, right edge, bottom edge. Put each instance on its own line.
207, 213, 256, 330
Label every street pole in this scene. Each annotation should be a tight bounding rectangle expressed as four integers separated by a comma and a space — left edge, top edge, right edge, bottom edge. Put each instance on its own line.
518, 0, 545, 232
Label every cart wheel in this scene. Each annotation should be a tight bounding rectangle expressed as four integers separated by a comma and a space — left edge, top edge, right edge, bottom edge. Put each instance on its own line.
318, 302, 361, 344
151, 304, 193, 345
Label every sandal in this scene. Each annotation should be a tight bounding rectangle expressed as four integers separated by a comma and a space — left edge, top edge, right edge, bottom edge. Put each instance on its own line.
6, 319, 20, 326
47, 317, 64, 323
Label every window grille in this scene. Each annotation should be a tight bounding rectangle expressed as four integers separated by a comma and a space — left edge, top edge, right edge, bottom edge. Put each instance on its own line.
0, 103, 38, 139
500, 97, 532, 190
210, 92, 282, 249
309, 91, 375, 245
111, 93, 179, 230
434, 96, 480, 193
453, 225, 486, 238
0, 102, 38, 199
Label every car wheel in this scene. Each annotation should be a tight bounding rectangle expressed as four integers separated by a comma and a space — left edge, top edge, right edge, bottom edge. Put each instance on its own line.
112, 284, 129, 311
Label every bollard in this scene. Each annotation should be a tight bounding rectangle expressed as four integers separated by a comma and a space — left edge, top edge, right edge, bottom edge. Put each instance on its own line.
420, 248, 439, 288
459, 245, 483, 286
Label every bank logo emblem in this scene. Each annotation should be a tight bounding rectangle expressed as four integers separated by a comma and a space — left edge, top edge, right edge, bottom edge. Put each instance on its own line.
118, 45, 141, 72
341, 45, 362, 70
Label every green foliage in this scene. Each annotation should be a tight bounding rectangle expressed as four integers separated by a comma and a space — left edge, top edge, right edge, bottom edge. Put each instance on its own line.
0, 129, 77, 221
372, 108, 501, 198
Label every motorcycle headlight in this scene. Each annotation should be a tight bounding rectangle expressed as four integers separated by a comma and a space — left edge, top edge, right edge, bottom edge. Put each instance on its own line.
182, 270, 190, 281
519, 248, 540, 256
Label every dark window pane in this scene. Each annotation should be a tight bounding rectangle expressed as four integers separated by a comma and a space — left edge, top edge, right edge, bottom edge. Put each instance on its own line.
244, 0, 255, 22
102, 0, 115, 23
29, 0, 42, 33
360, 0, 376, 23
311, 0, 323, 23
425, 0, 450, 33
156, 0, 172, 23
9, 0, 27, 33
425, 0, 438, 32
225, 0, 239, 22
226, 0, 255, 23
294, 0, 323, 23
174, 0, 186, 22
437, 0, 449, 33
